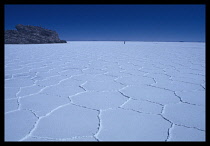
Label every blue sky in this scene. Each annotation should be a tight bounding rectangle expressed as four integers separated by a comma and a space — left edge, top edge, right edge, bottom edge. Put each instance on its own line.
4, 4, 205, 41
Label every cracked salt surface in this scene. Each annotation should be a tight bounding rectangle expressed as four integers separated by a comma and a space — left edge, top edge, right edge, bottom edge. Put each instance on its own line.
97, 108, 171, 141
31, 104, 99, 139
5, 41, 205, 141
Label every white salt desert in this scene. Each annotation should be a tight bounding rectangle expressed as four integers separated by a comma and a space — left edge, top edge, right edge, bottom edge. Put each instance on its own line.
5, 41, 205, 141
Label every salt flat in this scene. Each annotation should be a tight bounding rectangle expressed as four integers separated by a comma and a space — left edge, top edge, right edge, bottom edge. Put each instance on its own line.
4, 41, 205, 141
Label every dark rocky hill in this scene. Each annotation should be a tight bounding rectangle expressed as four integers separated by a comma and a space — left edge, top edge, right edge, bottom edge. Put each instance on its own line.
5, 24, 67, 44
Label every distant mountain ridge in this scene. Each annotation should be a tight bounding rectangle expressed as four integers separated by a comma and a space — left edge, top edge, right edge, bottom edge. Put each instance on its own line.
5, 24, 67, 44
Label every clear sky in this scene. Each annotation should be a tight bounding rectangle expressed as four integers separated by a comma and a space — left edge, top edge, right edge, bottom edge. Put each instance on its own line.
4, 4, 205, 42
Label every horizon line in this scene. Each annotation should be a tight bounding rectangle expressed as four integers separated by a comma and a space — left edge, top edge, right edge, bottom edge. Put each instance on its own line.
65, 40, 205, 42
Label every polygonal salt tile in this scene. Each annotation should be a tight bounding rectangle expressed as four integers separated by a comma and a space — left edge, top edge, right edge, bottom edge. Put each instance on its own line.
24, 62, 47, 69
58, 69, 82, 77
83, 80, 125, 92
5, 78, 34, 88
32, 104, 98, 139
5, 65, 22, 71
63, 62, 88, 70
5, 110, 38, 141
120, 85, 179, 105
20, 93, 69, 117
153, 80, 204, 92
103, 65, 124, 72
17, 85, 43, 97
175, 90, 205, 106
88, 61, 108, 70
162, 103, 205, 130
13, 71, 37, 79
171, 75, 204, 85
179, 68, 205, 75
115, 76, 154, 86
71, 74, 96, 82
104, 70, 130, 78
31, 75, 46, 81
171, 80, 205, 91
5, 87, 20, 99
120, 65, 138, 71
71, 91, 127, 110
122, 69, 147, 76
45, 66, 65, 73
97, 108, 171, 141
139, 67, 164, 74
121, 98, 163, 114
59, 78, 85, 87
5, 99, 19, 113
41, 84, 84, 98
144, 73, 171, 81
164, 68, 181, 77
167, 125, 205, 141
36, 75, 67, 87
91, 74, 117, 82
5, 67, 32, 75
36, 71, 60, 79
30, 66, 52, 73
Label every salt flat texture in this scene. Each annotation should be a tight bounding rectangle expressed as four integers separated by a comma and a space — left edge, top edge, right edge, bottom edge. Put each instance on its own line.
4, 41, 205, 141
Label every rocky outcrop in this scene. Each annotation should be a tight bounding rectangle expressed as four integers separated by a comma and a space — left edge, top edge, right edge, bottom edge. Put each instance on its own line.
5, 24, 67, 44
